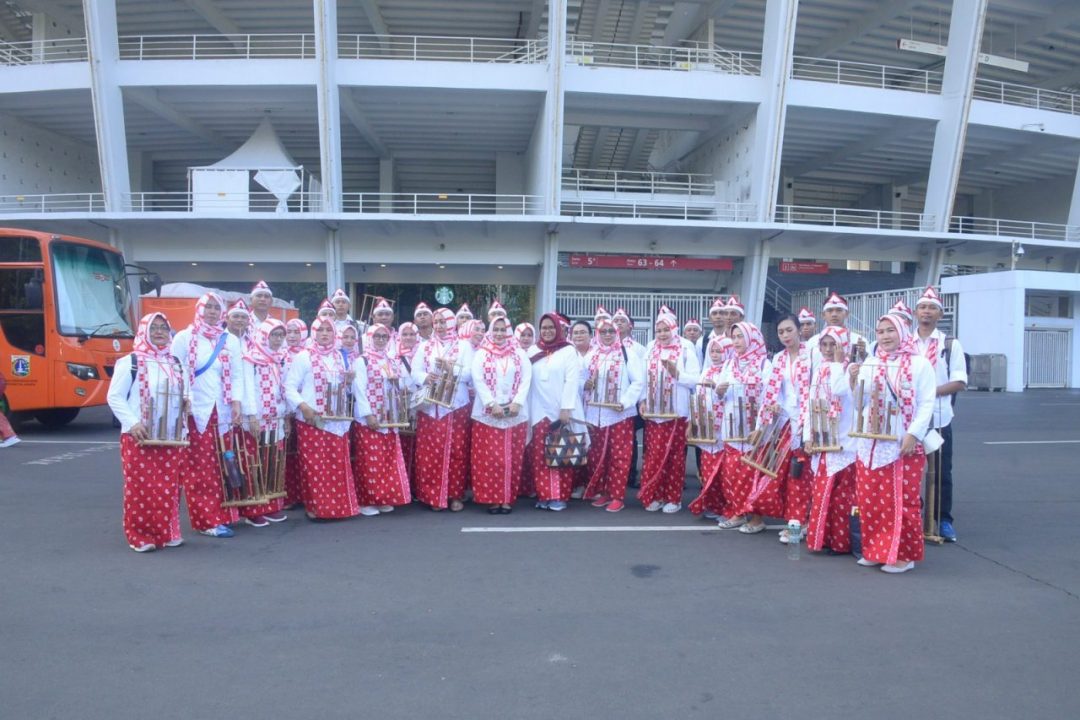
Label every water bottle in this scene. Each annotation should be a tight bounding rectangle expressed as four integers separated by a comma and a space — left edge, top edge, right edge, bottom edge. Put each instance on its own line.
787, 519, 802, 561
222, 450, 245, 491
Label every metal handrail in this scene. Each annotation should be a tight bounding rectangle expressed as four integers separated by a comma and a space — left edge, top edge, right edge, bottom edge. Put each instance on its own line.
562, 199, 756, 221
950, 215, 1079, 242
562, 168, 715, 196
342, 193, 544, 215
972, 78, 1078, 116
338, 34, 547, 63
775, 205, 933, 231
118, 34, 316, 60
0, 193, 105, 212
791, 56, 943, 94
127, 191, 322, 212
566, 38, 760, 76
0, 37, 88, 65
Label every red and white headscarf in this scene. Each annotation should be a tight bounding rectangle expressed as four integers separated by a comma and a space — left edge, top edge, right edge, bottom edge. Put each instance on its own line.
186, 292, 232, 403
284, 318, 308, 369
802, 326, 851, 434
647, 310, 683, 396
478, 317, 522, 410
308, 317, 345, 414
874, 314, 917, 429
423, 308, 461, 369
456, 303, 473, 322
362, 325, 399, 417
514, 322, 535, 348
761, 337, 811, 425
338, 324, 361, 366
588, 317, 623, 399
698, 336, 729, 427
247, 318, 286, 421
133, 312, 181, 418
397, 322, 420, 362
730, 321, 766, 387
459, 319, 485, 348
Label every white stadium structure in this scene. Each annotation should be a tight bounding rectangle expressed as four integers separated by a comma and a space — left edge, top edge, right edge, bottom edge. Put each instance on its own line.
1, 0, 1079, 390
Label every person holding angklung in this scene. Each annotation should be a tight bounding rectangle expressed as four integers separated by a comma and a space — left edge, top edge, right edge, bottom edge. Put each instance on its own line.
108, 312, 188, 552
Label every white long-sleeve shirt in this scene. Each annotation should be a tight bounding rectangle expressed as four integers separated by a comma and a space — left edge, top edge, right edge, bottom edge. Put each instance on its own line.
528, 346, 582, 425
284, 350, 353, 437
717, 357, 772, 453
107, 353, 187, 435
914, 328, 967, 429
352, 354, 417, 435
853, 354, 936, 470
170, 328, 244, 433
805, 362, 856, 477
759, 347, 814, 450
639, 339, 701, 423
470, 347, 532, 429
410, 337, 475, 418
579, 345, 644, 428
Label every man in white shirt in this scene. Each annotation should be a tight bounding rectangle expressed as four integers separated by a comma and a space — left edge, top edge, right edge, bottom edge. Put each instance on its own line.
249, 280, 274, 325
810, 292, 866, 360
914, 286, 967, 542
797, 307, 816, 342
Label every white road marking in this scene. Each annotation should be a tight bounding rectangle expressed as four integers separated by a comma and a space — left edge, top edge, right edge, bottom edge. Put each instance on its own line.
462, 524, 787, 533
24, 444, 116, 466
983, 440, 1080, 445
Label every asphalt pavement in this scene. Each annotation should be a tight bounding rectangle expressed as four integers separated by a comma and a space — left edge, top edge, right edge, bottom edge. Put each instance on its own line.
1, 390, 1078, 720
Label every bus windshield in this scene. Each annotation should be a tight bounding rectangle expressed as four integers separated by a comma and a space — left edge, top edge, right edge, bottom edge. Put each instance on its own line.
51, 241, 134, 337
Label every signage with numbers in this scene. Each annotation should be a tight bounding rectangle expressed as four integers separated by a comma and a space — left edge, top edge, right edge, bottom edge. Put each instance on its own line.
568, 254, 733, 271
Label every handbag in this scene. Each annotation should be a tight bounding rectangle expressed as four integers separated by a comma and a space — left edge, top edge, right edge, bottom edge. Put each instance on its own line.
922, 428, 944, 454
543, 420, 589, 468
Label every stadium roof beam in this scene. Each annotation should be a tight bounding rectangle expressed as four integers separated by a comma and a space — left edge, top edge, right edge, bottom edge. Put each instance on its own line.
341, 92, 389, 159
662, 0, 739, 46
626, 0, 649, 46
564, 109, 711, 132
806, 0, 922, 59
356, 0, 390, 36
1008, 1, 1080, 50
180, 0, 241, 36
524, 0, 545, 39
786, 122, 924, 178
18, 0, 81, 35
126, 88, 233, 153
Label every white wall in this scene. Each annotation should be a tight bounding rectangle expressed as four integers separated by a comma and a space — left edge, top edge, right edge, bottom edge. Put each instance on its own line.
944, 271, 1080, 391
523, 112, 547, 205
0, 113, 101, 195
674, 116, 755, 204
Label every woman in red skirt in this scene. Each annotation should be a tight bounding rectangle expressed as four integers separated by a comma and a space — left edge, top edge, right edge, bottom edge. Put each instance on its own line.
284, 316, 359, 521
108, 312, 187, 552
281, 318, 308, 509
396, 321, 420, 495
469, 317, 531, 513
849, 314, 936, 573
688, 337, 729, 520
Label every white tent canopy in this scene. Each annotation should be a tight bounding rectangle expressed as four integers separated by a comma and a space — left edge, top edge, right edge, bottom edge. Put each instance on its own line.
143, 282, 296, 311
189, 118, 304, 214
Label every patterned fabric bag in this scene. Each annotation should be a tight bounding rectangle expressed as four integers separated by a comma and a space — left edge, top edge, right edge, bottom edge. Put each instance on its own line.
544, 420, 590, 468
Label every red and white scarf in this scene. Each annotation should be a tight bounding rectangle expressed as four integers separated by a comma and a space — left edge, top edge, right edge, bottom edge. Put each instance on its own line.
647, 318, 682, 395
698, 336, 728, 426
283, 318, 308, 376
588, 335, 622, 404
761, 343, 811, 425
479, 332, 522, 411
362, 343, 399, 417
186, 292, 232, 404
133, 312, 181, 420
246, 318, 285, 422
874, 315, 917, 431
804, 326, 850, 430
730, 321, 767, 396
309, 317, 345, 414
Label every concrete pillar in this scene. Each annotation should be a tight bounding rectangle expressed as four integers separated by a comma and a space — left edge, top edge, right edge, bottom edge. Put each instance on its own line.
740, 237, 772, 325
1067, 156, 1080, 239
314, 0, 342, 212
922, 0, 989, 232
747, 0, 799, 222
379, 158, 394, 212
326, 227, 344, 293
83, 0, 131, 211
539, 0, 567, 215
536, 230, 559, 316
913, 244, 946, 288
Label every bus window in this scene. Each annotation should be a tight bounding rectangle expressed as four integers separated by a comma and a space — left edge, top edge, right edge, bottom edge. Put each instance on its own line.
0, 267, 46, 354
0, 235, 43, 263
50, 241, 134, 338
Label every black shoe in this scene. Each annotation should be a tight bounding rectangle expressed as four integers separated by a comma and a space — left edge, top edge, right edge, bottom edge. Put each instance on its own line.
488, 506, 501, 515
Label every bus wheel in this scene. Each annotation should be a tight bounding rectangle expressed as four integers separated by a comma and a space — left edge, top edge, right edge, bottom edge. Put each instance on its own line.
34, 408, 80, 427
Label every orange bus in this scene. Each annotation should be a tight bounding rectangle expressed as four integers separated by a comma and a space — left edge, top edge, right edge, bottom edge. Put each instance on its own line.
0, 228, 136, 426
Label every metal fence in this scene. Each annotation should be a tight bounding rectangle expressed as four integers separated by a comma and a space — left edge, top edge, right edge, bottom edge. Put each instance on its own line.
0, 37, 88, 65
342, 193, 543, 215
118, 34, 316, 60
0, 193, 105, 212
775, 205, 932, 231
789, 286, 958, 338
339, 34, 546, 63
562, 199, 756, 222
1024, 329, 1071, 388
973, 78, 1079, 116
791, 56, 943, 94
950, 215, 1079, 242
566, 39, 760, 76
556, 290, 725, 344
562, 168, 715, 196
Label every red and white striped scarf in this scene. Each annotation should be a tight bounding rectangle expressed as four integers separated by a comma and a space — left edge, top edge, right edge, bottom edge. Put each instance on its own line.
761, 343, 811, 424
647, 324, 682, 396
874, 315, 917, 430
247, 319, 285, 421
730, 321, 766, 392
479, 334, 521, 409
309, 317, 344, 414
363, 345, 400, 416
588, 339, 622, 403
133, 312, 181, 420
699, 339, 727, 426
186, 292, 231, 403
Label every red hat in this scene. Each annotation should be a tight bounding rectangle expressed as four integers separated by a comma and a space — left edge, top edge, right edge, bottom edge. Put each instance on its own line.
456, 303, 473, 319
372, 297, 393, 316
227, 298, 250, 317
594, 304, 612, 320
414, 302, 433, 318
889, 299, 913, 322
317, 299, 336, 316
916, 286, 943, 310
797, 307, 816, 323
683, 318, 702, 330
822, 292, 848, 311
709, 297, 726, 313
250, 280, 272, 297
487, 299, 506, 317
330, 288, 351, 305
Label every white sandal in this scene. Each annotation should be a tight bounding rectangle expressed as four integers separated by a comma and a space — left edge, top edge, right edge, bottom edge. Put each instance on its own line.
718, 516, 747, 529
738, 522, 766, 534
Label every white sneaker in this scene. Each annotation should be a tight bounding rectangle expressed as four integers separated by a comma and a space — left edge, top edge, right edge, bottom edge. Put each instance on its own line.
0, 436, 21, 448
164, 538, 184, 548
880, 561, 915, 574
718, 516, 747, 529
856, 557, 881, 567
378, 505, 394, 513
570, 487, 585, 499
129, 543, 156, 553
359, 506, 381, 516
661, 503, 682, 514
644, 501, 663, 512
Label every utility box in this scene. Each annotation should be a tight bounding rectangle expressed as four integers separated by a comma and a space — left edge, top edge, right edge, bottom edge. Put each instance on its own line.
968, 353, 1007, 391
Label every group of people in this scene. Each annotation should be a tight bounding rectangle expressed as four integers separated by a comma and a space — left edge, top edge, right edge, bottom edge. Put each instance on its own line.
108, 281, 966, 575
